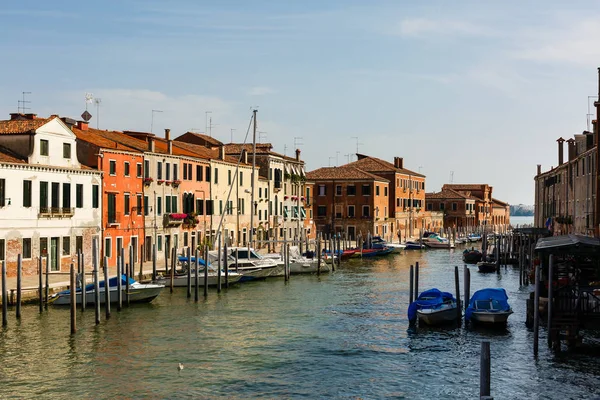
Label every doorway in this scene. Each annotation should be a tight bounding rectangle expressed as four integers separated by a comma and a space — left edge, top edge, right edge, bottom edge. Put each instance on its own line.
50, 237, 59, 271
131, 236, 138, 263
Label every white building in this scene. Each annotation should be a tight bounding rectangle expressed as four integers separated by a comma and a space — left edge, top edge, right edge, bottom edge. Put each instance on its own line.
0, 114, 102, 276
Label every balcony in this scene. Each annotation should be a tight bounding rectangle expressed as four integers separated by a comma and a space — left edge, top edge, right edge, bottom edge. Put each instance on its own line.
39, 207, 74, 218
164, 213, 186, 227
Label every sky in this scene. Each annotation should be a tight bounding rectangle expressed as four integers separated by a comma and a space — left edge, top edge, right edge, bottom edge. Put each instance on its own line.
1, 1, 599, 205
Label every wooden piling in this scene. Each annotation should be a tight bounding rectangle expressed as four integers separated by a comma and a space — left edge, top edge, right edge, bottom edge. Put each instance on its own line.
337, 234, 341, 268
224, 242, 229, 289
170, 247, 175, 293
152, 243, 157, 282
187, 246, 192, 298
104, 256, 111, 319
80, 251, 86, 312
480, 341, 491, 398
116, 256, 122, 311
414, 261, 419, 301
2, 261, 7, 327
128, 245, 134, 305
286, 244, 291, 281
217, 238, 222, 293
93, 239, 100, 324
547, 254, 554, 348
518, 238, 523, 286
330, 237, 335, 272
38, 257, 43, 313
203, 245, 209, 297
235, 249, 239, 273
194, 248, 199, 302
533, 264, 540, 355
317, 234, 322, 275
464, 265, 470, 311
409, 264, 414, 304
15, 254, 22, 319
454, 266, 461, 322
139, 244, 144, 281
70, 263, 76, 334
125, 262, 130, 307
45, 253, 49, 310
165, 243, 170, 275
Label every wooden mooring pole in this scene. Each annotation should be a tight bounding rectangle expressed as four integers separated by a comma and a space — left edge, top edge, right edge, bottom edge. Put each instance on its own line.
80, 251, 86, 312
194, 249, 199, 302
464, 265, 470, 311
454, 266, 461, 323
187, 246, 192, 298
409, 264, 414, 304
533, 264, 540, 356
104, 256, 111, 319
2, 261, 7, 327
547, 254, 554, 349
480, 341, 492, 399
116, 255, 122, 311
70, 263, 76, 335
224, 242, 229, 289
38, 257, 43, 313
203, 245, 209, 298
45, 253, 49, 310
317, 234, 322, 275
16, 254, 22, 319
93, 239, 100, 324
414, 261, 419, 301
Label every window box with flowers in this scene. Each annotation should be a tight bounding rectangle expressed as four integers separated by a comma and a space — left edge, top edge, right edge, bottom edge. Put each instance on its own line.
164, 212, 186, 226
291, 196, 298, 201
284, 195, 289, 200
172, 180, 182, 188
183, 212, 199, 228
165, 181, 171, 186
143, 177, 154, 186
157, 179, 165, 185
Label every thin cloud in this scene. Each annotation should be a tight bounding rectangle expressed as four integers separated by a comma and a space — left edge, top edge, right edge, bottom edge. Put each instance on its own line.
247, 87, 276, 96
389, 17, 492, 38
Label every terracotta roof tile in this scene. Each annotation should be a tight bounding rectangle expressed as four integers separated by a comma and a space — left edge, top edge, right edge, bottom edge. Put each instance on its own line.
347, 154, 425, 177
174, 132, 223, 147
492, 198, 509, 207
0, 116, 53, 135
307, 165, 389, 182
425, 188, 474, 200
173, 141, 245, 164
72, 127, 141, 152
443, 184, 490, 191
0, 145, 26, 163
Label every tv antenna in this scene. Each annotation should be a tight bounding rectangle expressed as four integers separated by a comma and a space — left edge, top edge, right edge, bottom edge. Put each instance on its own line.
94, 98, 102, 129
283, 144, 288, 156
294, 136, 303, 149
351, 136, 362, 157
258, 131, 267, 143
17, 91, 31, 113
450, 171, 454, 183
209, 117, 219, 137
345, 153, 351, 164
336, 151, 340, 167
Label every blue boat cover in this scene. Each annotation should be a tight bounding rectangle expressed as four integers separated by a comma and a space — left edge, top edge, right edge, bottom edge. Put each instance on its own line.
465, 288, 511, 321
178, 255, 208, 266
407, 288, 456, 322
58, 274, 136, 295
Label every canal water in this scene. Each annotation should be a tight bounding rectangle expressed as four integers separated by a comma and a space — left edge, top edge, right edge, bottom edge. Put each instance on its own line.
1, 249, 599, 399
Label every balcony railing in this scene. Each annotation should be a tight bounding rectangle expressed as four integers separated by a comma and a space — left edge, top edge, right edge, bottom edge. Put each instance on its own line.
39, 207, 75, 218
107, 211, 121, 227
164, 213, 185, 227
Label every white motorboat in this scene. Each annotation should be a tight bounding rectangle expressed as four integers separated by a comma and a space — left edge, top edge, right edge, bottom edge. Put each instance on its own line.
50, 275, 164, 305
417, 302, 459, 325
157, 268, 243, 287
212, 247, 283, 280
267, 246, 331, 273
423, 234, 454, 249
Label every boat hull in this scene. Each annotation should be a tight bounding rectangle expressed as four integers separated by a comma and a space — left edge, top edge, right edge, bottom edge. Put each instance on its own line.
477, 262, 497, 273
158, 272, 243, 287
289, 261, 331, 274
470, 311, 513, 324
417, 306, 459, 325
51, 283, 164, 305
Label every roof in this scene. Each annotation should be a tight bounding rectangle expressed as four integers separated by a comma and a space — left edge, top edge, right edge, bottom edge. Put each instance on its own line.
72, 126, 141, 152
443, 184, 490, 191
492, 198, 509, 207
224, 143, 302, 163
306, 166, 389, 182
173, 141, 246, 165
425, 188, 476, 200
535, 234, 600, 253
347, 154, 425, 177
174, 132, 223, 147
0, 145, 26, 164
0, 115, 53, 135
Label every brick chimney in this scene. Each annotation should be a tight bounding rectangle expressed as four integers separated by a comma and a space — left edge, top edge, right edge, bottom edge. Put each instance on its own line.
566, 138, 576, 161
557, 137, 564, 165
296, 148, 301, 161
220, 145, 225, 160
537, 164, 541, 175
24, 113, 37, 120
148, 137, 155, 152
77, 121, 89, 131
394, 157, 403, 169
165, 129, 172, 154
164, 128, 170, 141
241, 149, 248, 164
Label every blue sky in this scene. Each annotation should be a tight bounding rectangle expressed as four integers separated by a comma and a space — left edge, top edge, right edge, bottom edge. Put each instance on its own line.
1, 0, 599, 204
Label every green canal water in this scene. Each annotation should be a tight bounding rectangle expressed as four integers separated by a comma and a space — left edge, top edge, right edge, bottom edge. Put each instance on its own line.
1, 249, 599, 399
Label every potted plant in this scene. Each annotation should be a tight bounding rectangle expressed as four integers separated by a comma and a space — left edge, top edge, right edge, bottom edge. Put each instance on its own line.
284, 195, 289, 200
157, 179, 165, 185
143, 177, 154, 186
172, 179, 182, 188
165, 181, 171, 186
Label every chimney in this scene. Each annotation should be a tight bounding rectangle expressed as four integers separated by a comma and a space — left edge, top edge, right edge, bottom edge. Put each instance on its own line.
148, 137, 155, 152
77, 121, 89, 131
557, 137, 564, 165
24, 113, 37, 120
9, 113, 22, 120
394, 157, 404, 169
60, 117, 76, 129
220, 145, 225, 160
241, 149, 248, 164
537, 164, 541, 176
295, 148, 301, 161
567, 138, 576, 161
164, 128, 170, 141
165, 129, 172, 154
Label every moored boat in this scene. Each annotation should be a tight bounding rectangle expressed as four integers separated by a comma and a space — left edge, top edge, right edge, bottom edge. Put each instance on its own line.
50, 275, 164, 305
463, 249, 483, 264
477, 261, 497, 273
403, 241, 426, 250
408, 288, 459, 326
466, 288, 513, 325
423, 233, 453, 249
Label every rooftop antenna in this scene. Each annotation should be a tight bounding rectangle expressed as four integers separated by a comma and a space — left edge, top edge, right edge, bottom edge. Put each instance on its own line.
94, 98, 102, 129
336, 151, 340, 167
450, 171, 454, 183
329, 156, 335, 167
587, 95, 598, 131
294, 136, 304, 149
151, 109, 163, 134
351, 136, 362, 158
205, 111, 212, 135
209, 117, 219, 137
17, 91, 31, 113
230, 128, 236, 143
258, 131, 267, 143
344, 153, 351, 164
283, 144, 288, 156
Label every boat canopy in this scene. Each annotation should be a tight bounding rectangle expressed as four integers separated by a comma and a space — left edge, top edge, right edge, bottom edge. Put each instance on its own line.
465, 288, 511, 321
178, 255, 208, 266
407, 288, 455, 322
58, 274, 136, 295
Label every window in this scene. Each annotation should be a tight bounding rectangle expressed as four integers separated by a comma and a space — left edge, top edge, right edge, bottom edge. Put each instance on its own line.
136, 163, 143, 178
144, 196, 149, 216
23, 238, 32, 259
105, 237, 112, 258
0, 239, 4, 261
362, 205, 370, 217
137, 194, 142, 215
157, 197, 162, 216
165, 196, 171, 213
347, 185, 356, 196
259, 187, 262, 198
76, 184, 83, 208
107, 194, 117, 223
440, 203, 445, 211
92, 185, 99, 208
171, 196, 177, 213
183, 163, 188, 180
124, 194, 130, 215
51, 183, 59, 208
109, 160, 116, 175
348, 205, 355, 217
0, 179, 5, 207
336, 185, 342, 196
173, 164, 178, 180
384, 187, 388, 196
157, 235, 162, 252
206, 200, 214, 215
124, 162, 130, 176
317, 205, 327, 217
205, 166, 210, 182
196, 165, 202, 181
214, 168, 218, 184
40, 139, 49, 156
240, 172, 244, 186
63, 143, 71, 159
166, 163, 170, 181
318, 185, 326, 196
62, 183, 71, 208
335, 205, 342, 218
188, 164, 192, 180
40, 238, 48, 257
228, 170, 232, 185
452, 202, 457, 211
76, 236, 83, 254
376, 186, 380, 196
219, 200, 223, 215
23, 180, 32, 207
144, 160, 150, 178
362, 185, 371, 196
427, 203, 433, 211
62, 236, 70, 256
157, 162, 163, 180
196, 199, 204, 215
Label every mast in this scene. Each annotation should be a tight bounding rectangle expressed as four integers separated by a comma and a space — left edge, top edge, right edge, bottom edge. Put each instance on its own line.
249, 109, 257, 249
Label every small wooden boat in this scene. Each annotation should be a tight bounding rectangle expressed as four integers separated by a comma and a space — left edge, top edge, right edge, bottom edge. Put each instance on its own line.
477, 261, 497, 273
466, 288, 513, 325
403, 241, 425, 250
408, 289, 459, 326
340, 249, 359, 259
463, 249, 483, 264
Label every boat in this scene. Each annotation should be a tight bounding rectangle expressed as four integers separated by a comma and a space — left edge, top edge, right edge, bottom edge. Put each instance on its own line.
462, 249, 483, 264
465, 288, 513, 325
340, 249, 359, 259
477, 261, 497, 273
350, 247, 394, 257
423, 233, 453, 249
50, 275, 164, 305
158, 266, 243, 286
467, 233, 482, 242
403, 241, 426, 250
408, 288, 459, 325
212, 247, 283, 280
268, 246, 331, 274
454, 237, 467, 245
364, 236, 405, 254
